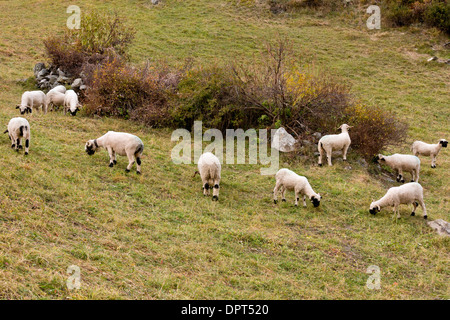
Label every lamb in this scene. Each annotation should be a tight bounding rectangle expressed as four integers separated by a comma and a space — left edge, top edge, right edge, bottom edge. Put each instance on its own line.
16, 90, 47, 114
273, 168, 321, 207
411, 139, 447, 168
318, 124, 352, 166
85, 131, 144, 174
374, 153, 420, 183
3, 117, 31, 155
197, 152, 221, 201
46, 85, 67, 111
63, 90, 81, 116
369, 182, 427, 219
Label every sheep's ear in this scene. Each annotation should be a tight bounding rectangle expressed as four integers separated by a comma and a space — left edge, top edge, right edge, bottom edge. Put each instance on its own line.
16, 105, 20, 109
377, 205, 381, 211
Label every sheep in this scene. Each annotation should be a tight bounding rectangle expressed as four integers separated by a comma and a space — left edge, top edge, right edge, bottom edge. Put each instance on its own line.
318, 124, 352, 166
197, 152, 221, 201
16, 90, 47, 114
369, 182, 427, 219
63, 90, 81, 116
85, 131, 144, 174
273, 168, 321, 207
46, 85, 67, 111
411, 139, 447, 168
374, 153, 420, 183
3, 117, 30, 155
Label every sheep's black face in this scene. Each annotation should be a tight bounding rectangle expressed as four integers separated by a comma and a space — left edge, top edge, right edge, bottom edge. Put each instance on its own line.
372, 155, 380, 163
440, 140, 448, 147
85, 142, 96, 155
311, 196, 320, 207
369, 208, 378, 215
70, 110, 78, 116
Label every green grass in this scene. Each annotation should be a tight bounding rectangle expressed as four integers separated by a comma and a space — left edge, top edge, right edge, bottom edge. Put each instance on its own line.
0, 0, 448, 299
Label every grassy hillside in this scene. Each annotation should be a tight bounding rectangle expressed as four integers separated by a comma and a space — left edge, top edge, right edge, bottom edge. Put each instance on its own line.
0, 0, 448, 299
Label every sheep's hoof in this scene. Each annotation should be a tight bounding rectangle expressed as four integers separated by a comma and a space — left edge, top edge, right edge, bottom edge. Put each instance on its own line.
136, 171, 141, 175
318, 163, 322, 167
11, 144, 15, 148
25, 152, 28, 156
113, 160, 117, 165
212, 196, 218, 201
109, 163, 114, 167
423, 215, 427, 219
282, 199, 286, 202
274, 200, 277, 204
125, 169, 130, 173
410, 180, 414, 182
343, 159, 347, 161
410, 212, 415, 216
18, 145, 23, 149
400, 180, 405, 183
295, 204, 298, 207
431, 165, 436, 169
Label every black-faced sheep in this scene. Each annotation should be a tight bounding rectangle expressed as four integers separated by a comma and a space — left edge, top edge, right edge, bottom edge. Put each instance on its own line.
16, 90, 47, 114
85, 131, 144, 174
63, 90, 81, 116
197, 152, 221, 201
369, 182, 427, 219
3, 117, 30, 155
374, 153, 420, 183
273, 168, 321, 207
46, 85, 67, 111
411, 139, 447, 168
318, 124, 352, 166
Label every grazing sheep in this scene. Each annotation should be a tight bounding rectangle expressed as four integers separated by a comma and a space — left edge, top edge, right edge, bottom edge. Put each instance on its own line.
374, 153, 420, 183
16, 90, 47, 114
273, 168, 321, 207
318, 124, 352, 166
46, 85, 67, 111
197, 152, 221, 201
85, 131, 144, 174
411, 139, 447, 168
369, 182, 427, 219
3, 117, 30, 155
63, 90, 81, 116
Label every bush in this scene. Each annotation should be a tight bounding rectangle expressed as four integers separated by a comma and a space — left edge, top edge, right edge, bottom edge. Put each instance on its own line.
43, 9, 135, 76
424, 2, 450, 33
83, 56, 172, 127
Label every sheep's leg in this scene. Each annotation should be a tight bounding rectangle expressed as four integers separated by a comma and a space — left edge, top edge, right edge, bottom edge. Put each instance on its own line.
418, 198, 427, 219
281, 186, 287, 202
212, 178, 220, 201
107, 147, 115, 167
273, 182, 281, 204
393, 205, 400, 219
414, 169, 419, 182
294, 189, 299, 207
397, 169, 404, 183
134, 151, 141, 174
112, 150, 117, 165
16, 138, 20, 151
202, 178, 210, 196
411, 201, 418, 216
125, 152, 135, 173
342, 144, 349, 161
9, 134, 15, 148
326, 148, 333, 166
25, 138, 29, 155
318, 143, 324, 166
431, 154, 436, 168
410, 170, 415, 183
303, 195, 307, 207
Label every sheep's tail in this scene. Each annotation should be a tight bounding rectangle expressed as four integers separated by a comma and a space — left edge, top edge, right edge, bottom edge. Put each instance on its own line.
135, 143, 144, 155
3, 129, 8, 134
319, 142, 324, 151
193, 171, 199, 178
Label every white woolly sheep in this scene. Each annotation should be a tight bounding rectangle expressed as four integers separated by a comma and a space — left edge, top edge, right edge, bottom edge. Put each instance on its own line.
46, 85, 67, 111
374, 153, 420, 183
273, 168, 321, 207
85, 131, 144, 174
16, 90, 47, 114
411, 139, 447, 168
3, 117, 30, 155
369, 182, 427, 219
63, 90, 81, 116
318, 124, 352, 166
197, 152, 221, 201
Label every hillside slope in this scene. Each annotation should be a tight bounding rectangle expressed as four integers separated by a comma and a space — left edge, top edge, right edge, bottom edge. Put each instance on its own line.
0, 0, 448, 299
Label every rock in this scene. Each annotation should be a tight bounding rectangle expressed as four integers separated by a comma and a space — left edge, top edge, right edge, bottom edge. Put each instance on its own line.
151, 0, 159, 4
358, 158, 368, 168
271, 127, 298, 152
79, 85, 87, 90
427, 219, 450, 237
332, 150, 343, 156
57, 76, 70, 83
427, 56, 438, 62
36, 68, 49, 80
48, 75, 58, 84
33, 63, 46, 76
71, 78, 82, 89
312, 132, 322, 142
344, 165, 352, 170
302, 139, 312, 146
314, 152, 320, 157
